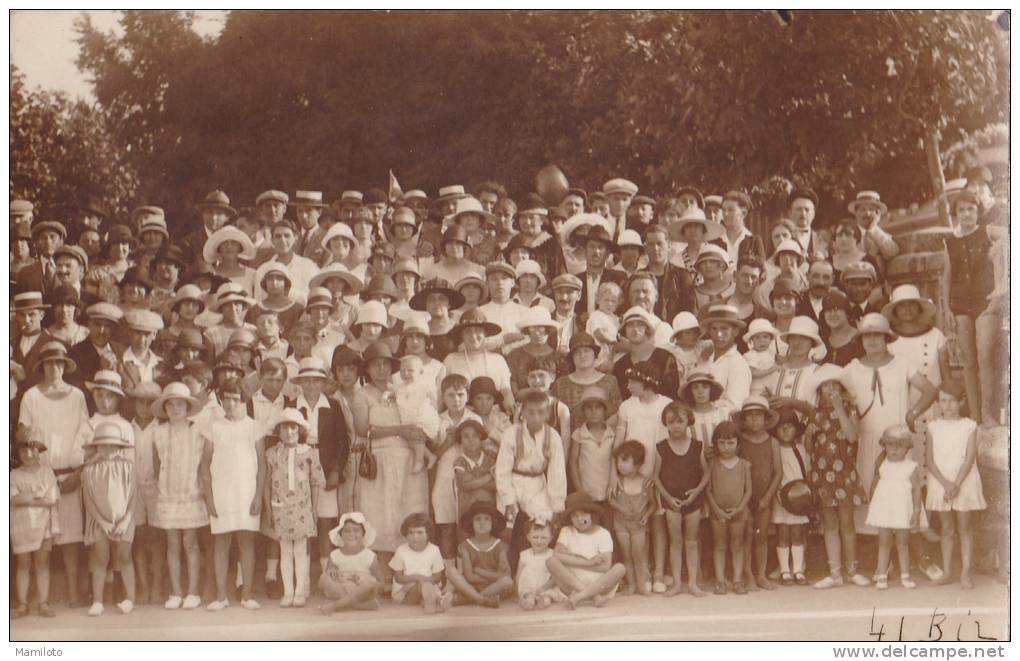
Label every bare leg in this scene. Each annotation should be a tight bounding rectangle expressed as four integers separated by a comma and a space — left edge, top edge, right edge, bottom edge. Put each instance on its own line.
479, 576, 514, 598
546, 556, 586, 596
566, 564, 626, 608
630, 529, 651, 596
838, 503, 858, 571
114, 542, 135, 603
238, 531, 256, 602
213, 533, 232, 601
683, 511, 704, 596
752, 508, 774, 589
955, 315, 982, 425
651, 513, 667, 587
133, 526, 150, 603
820, 507, 842, 577
875, 529, 893, 578
183, 529, 201, 597
711, 519, 729, 589
936, 511, 955, 584
15, 553, 31, 606
35, 548, 52, 606
613, 527, 636, 595
89, 540, 110, 606
958, 511, 974, 589
664, 511, 685, 596
166, 529, 183, 597
894, 531, 912, 580
444, 564, 489, 605
61, 542, 82, 605
730, 519, 747, 587
321, 580, 378, 613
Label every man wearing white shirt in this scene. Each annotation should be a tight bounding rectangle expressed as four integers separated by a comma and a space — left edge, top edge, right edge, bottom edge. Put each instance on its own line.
601, 178, 638, 241
262, 220, 319, 305
479, 262, 528, 352
695, 303, 751, 414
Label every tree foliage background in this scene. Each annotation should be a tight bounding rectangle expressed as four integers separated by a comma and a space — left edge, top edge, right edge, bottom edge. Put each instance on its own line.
12, 10, 1009, 233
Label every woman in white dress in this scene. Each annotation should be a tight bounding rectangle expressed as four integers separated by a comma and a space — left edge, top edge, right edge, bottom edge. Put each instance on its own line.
840, 314, 937, 535
18, 342, 90, 606
884, 285, 950, 432
352, 342, 430, 565
199, 380, 265, 611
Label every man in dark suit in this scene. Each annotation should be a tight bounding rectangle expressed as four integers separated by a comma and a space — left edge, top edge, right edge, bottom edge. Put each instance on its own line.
180, 191, 236, 271
67, 303, 125, 411
840, 261, 888, 326
797, 260, 836, 341
574, 225, 628, 317
11, 292, 58, 416
291, 356, 350, 582
16, 221, 67, 296
643, 226, 696, 321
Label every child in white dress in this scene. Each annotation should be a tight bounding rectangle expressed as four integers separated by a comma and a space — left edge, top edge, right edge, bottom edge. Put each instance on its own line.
866, 426, 922, 590
924, 382, 985, 589
393, 355, 440, 473
742, 318, 779, 394
10, 427, 60, 619
771, 408, 810, 586
515, 519, 566, 610
320, 512, 384, 613
585, 281, 623, 368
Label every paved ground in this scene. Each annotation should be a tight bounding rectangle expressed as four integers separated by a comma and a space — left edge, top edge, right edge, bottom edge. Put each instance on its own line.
11, 576, 1008, 642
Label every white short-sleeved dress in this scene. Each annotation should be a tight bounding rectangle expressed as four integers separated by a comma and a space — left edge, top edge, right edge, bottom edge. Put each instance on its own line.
925, 418, 986, 512
205, 416, 261, 534
556, 525, 618, 596
865, 458, 918, 530
153, 422, 209, 530
10, 465, 60, 554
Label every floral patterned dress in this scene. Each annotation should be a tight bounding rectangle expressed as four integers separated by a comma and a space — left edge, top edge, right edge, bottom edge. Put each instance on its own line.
804, 401, 866, 508
263, 442, 325, 541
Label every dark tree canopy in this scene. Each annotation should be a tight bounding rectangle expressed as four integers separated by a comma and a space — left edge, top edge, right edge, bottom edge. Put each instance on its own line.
67, 10, 1007, 233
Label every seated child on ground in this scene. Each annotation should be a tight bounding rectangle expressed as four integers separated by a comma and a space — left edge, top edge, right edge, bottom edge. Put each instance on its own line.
515, 519, 567, 610
389, 512, 449, 614
319, 512, 385, 614
444, 502, 514, 608
547, 493, 627, 609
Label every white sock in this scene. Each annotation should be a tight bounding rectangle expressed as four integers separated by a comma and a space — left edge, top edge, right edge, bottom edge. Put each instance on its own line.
295, 542, 310, 598
777, 546, 791, 574
280, 541, 295, 598
266, 558, 279, 581
791, 545, 806, 574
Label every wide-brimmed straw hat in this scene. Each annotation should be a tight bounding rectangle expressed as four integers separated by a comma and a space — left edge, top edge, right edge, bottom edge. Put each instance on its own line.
743, 318, 780, 345
35, 341, 75, 374
151, 382, 201, 420
271, 407, 309, 432
730, 395, 780, 429
847, 191, 888, 215
309, 263, 363, 294
203, 226, 256, 264
293, 357, 329, 381
85, 369, 126, 398
778, 316, 824, 348
881, 285, 936, 325
857, 312, 898, 341
699, 303, 747, 333
85, 421, 133, 448
516, 306, 557, 333
671, 206, 724, 242
682, 371, 723, 403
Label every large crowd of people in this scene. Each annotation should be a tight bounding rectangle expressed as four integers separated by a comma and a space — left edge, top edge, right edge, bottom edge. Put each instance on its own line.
8, 171, 1006, 619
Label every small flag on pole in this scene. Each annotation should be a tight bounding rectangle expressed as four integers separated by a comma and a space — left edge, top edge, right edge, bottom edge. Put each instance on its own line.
388, 170, 403, 205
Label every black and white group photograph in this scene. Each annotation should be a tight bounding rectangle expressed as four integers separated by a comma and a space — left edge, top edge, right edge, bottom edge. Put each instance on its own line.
6, 8, 1012, 650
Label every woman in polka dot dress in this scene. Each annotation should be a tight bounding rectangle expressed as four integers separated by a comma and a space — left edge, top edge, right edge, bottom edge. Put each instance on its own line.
804, 365, 870, 589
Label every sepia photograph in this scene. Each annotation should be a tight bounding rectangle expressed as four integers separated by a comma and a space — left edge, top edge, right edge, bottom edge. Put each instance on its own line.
6, 8, 1012, 648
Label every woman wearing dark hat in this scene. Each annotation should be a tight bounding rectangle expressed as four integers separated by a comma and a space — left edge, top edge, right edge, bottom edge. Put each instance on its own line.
422, 222, 486, 286
46, 285, 87, 345
442, 308, 515, 413
18, 341, 91, 606
820, 289, 863, 367
351, 341, 430, 558
551, 331, 623, 430
409, 279, 463, 363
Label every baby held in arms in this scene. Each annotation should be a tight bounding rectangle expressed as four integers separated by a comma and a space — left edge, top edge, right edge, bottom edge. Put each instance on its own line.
394, 355, 440, 473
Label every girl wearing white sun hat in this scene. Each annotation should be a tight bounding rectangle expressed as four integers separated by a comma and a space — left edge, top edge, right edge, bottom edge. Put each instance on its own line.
203, 226, 257, 296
